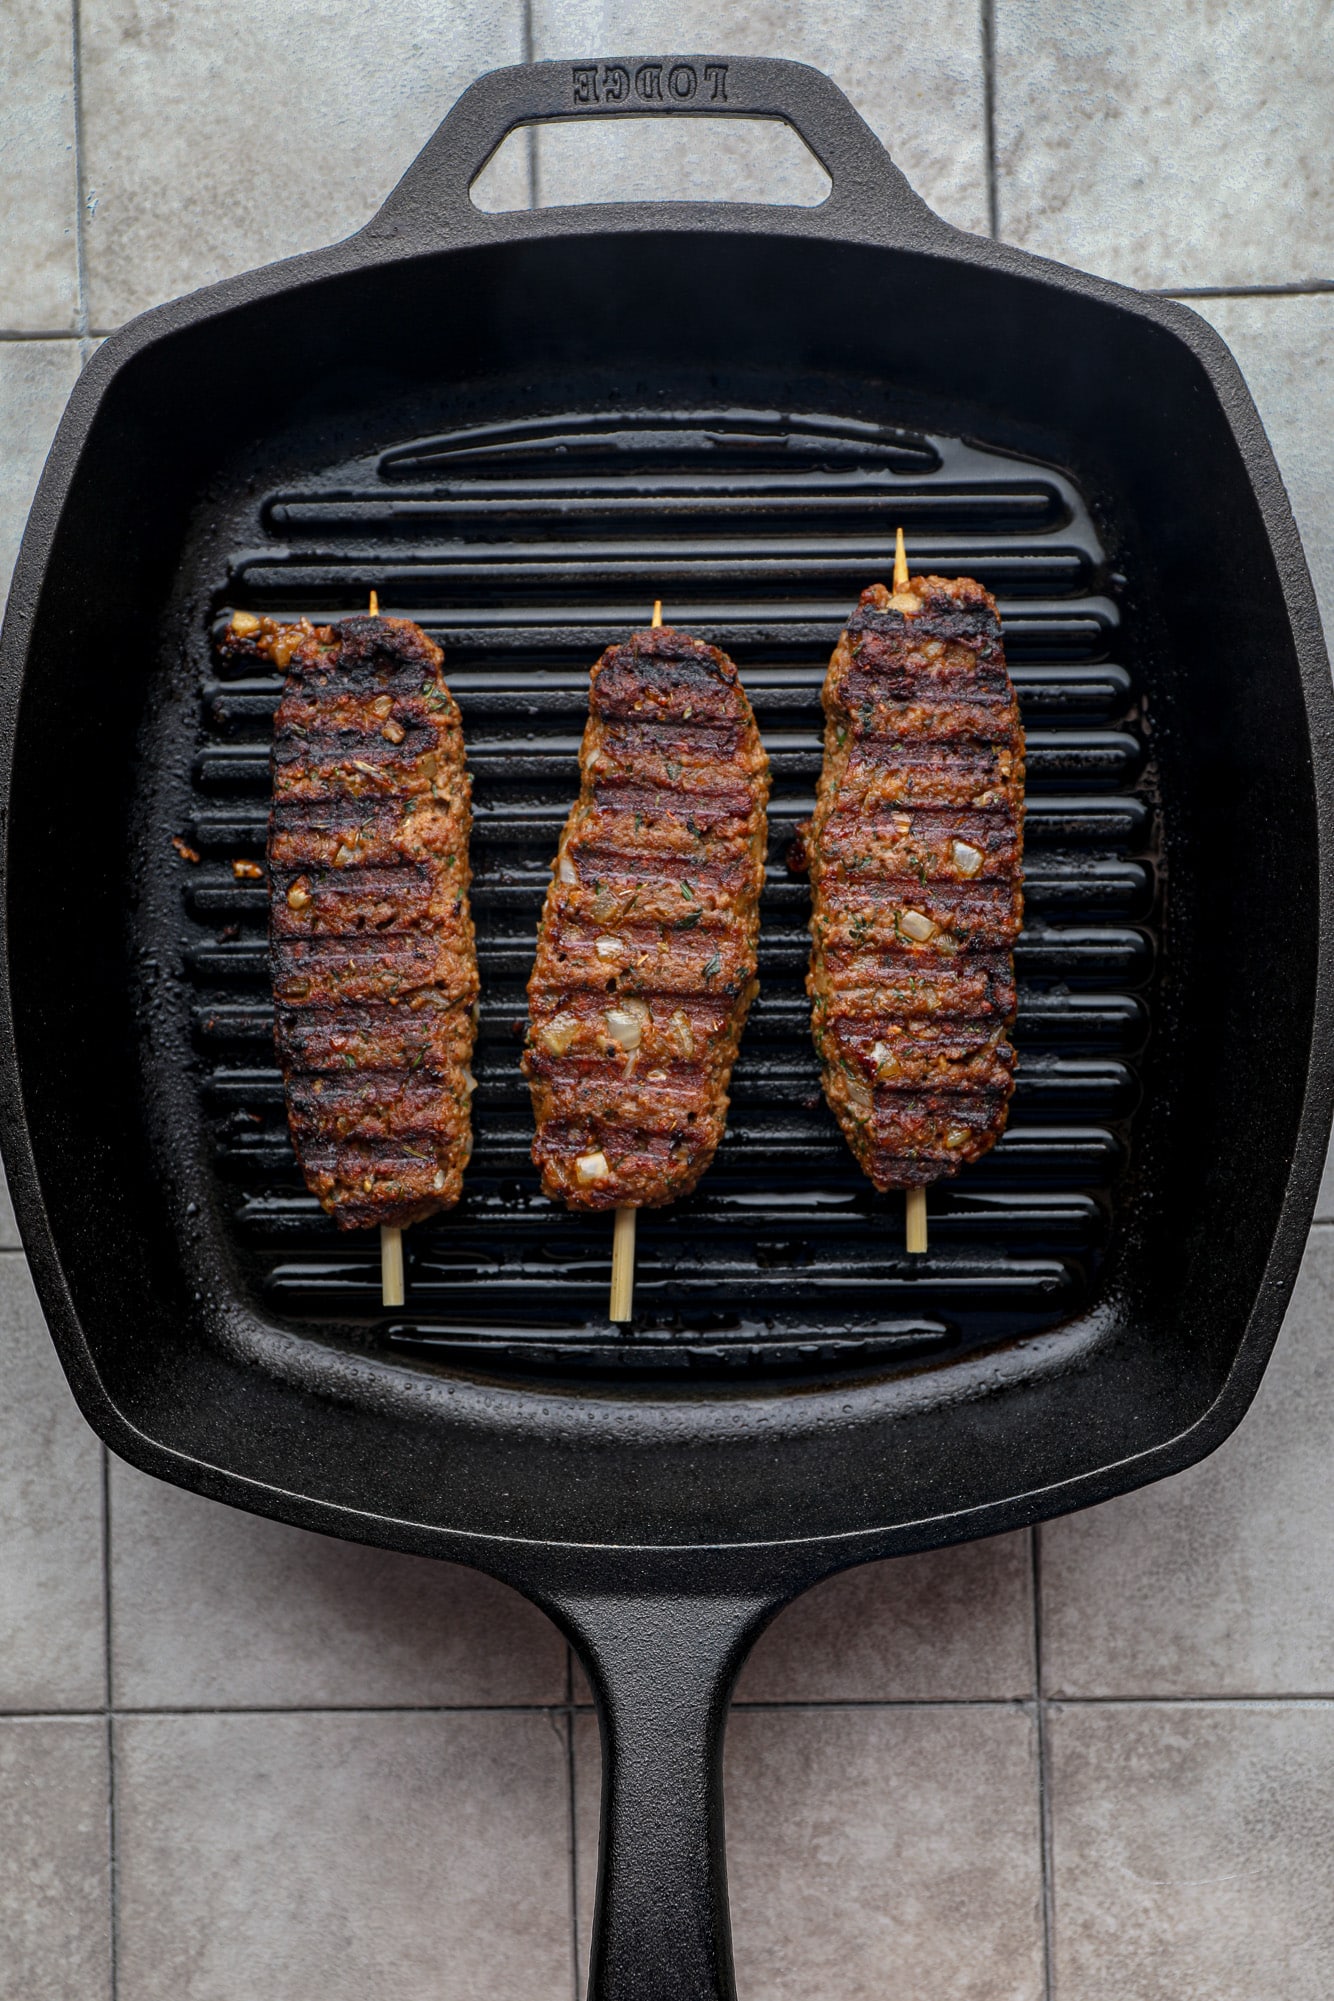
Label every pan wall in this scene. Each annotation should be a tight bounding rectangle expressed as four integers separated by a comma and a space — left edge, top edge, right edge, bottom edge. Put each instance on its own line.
2, 226, 1326, 1550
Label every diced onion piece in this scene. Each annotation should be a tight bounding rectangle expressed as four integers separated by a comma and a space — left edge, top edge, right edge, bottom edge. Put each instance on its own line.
844, 1073, 873, 1114
559, 855, 578, 885
462, 1068, 478, 1095
286, 881, 312, 911
333, 843, 358, 867
432, 1169, 447, 1190
605, 1007, 644, 1052
229, 610, 260, 637
540, 1012, 578, 1055
871, 1040, 898, 1075
944, 1126, 970, 1150
594, 935, 624, 960
952, 839, 984, 877
899, 908, 936, 943
668, 1009, 695, 1058
576, 1151, 610, 1185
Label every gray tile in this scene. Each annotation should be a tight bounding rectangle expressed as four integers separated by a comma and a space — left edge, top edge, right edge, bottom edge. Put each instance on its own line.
0, 1719, 111, 2001
738, 1532, 1035, 1702
1186, 295, 1334, 659
81, 0, 527, 327
0, 1164, 20, 1251
0, 1257, 106, 1710
110, 1459, 566, 1708
1049, 1701, 1334, 2001
0, 341, 81, 616
529, 113, 831, 212
0, 1, 80, 331
994, 0, 1334, 289
116, 1710, 574, 2001
1041, 1226, 1334, 1698
531, 1, 988, 233
1318, 1122, 1334, 1223
574, 1704, 1044, 1999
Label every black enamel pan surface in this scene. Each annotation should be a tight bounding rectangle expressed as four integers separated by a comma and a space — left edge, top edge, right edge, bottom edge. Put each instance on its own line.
2, 56, 1331, 2001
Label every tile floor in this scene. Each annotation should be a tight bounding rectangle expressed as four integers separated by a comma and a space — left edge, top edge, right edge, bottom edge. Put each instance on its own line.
1, 2, 1332, 1994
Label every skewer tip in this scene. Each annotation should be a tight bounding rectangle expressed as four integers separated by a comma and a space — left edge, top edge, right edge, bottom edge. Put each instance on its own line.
610, 1205, 637, 1323
368, 589, 380, 617
905, 1186, 928, 1256
650, 599, 663, 629
381, 1224, 405, 1306
893, 526, 909, 595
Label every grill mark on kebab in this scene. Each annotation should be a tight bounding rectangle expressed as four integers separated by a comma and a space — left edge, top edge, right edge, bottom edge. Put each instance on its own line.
222, 611, 478, 1230
524, 625, 770, 1209
800, 575, 1024, 1191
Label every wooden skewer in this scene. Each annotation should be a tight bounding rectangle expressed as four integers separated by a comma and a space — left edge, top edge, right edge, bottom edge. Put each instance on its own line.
365, 587, 406, 1307
381, 1225, 405, 1307
609, 1205, 636, 1324
892, 528, 929, 1256
893, 524, 909, 595
608, 598, 666, 1323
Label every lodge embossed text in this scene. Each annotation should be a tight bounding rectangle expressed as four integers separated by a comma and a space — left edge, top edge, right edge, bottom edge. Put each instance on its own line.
570, 62, 729, 106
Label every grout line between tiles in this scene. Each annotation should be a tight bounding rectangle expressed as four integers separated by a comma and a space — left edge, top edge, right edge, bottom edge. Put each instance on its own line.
1031, 1526, 1055, 2001
1159, 281, 1334, 299
70, 0, 91, 344
5, 1693, 1334, 1725
102, 1444, 120, 2001
565, 1648, 582, 2001
980, 0, 999, 239
522, 0, 540, 210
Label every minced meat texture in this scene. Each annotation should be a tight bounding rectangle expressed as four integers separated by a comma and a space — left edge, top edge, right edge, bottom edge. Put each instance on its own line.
800, 576, 1024, 1190
523, 625, 770, 1209
222, 611, 478, 1229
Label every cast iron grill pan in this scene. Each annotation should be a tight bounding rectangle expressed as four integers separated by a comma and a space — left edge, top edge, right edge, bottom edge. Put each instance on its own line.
182, 418, 1156, 1373
3, 56, 1329, 2001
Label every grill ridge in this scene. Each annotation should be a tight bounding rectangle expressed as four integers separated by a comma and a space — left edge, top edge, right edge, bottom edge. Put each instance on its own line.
183, 413, 1156, 1373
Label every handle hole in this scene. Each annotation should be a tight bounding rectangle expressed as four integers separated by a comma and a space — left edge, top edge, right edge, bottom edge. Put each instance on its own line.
472, 115, 832, 212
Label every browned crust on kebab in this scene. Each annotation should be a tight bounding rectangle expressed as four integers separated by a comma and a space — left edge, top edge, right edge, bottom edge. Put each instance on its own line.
803, 576, 1024, 1190
523, 626, 770, 1210
222, 612, 478, 1229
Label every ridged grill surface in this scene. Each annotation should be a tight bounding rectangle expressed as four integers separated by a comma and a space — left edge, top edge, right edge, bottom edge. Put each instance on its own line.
186, 410, 1156, 1374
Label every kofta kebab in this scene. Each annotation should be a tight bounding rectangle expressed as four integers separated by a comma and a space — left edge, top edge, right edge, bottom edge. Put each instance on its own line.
225, 536, 1021, 1309
799, 532, 1024, 1251
224, 598, 478, 1307
523, 604, 771, 1320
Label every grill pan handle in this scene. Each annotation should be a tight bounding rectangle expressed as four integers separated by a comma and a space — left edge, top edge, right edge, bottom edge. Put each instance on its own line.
553, 1587, 777, 2001
363, 54, 945, 247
